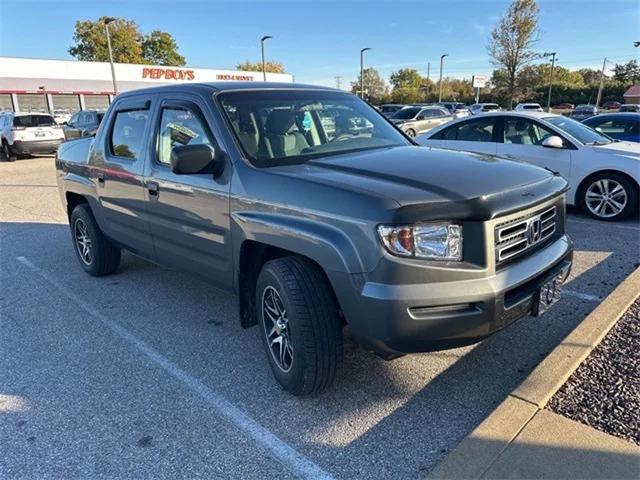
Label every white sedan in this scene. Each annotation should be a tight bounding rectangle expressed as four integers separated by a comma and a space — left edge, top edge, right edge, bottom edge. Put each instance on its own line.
417, 112, 640, 221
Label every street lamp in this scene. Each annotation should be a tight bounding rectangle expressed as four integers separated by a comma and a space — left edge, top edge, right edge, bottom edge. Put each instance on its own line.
543, 52, 557, 112
104, 17, 118, 95
360, 47, 371, 99
438, 54, 448, 102
261, 35, 272, 82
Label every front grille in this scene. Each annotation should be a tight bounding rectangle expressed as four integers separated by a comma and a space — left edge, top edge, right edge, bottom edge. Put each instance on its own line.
495, 206, 556, 264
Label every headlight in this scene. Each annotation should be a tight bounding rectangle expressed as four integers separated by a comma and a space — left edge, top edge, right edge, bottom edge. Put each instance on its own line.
377, 223, 463, 261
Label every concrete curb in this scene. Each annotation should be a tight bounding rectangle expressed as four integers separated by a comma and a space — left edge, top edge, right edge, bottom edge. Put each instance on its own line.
428, 266, 640, 479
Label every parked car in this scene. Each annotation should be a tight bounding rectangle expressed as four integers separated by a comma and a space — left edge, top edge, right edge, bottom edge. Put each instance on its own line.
469, 103, 500, 115
0, 112, 65, 161
582, 113, 640, 143
515, 103, 544, 112
378, 104, 404, 117
602, 101, 622, 110
63, 110, 105, 139
417, 111, 639, 221
437, 102, 470, 118
389, 105, 453, 137
570, 104, 598, 121
55, 82, 572, 395
554, 103, 575, 110
619, 104, 640, 113
53, 109, 72, 125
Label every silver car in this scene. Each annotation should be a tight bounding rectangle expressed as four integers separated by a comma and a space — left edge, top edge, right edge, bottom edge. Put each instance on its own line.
390, 106, 453, 137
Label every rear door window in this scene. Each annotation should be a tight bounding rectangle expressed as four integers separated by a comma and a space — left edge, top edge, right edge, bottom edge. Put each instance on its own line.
110, 110, 150, 160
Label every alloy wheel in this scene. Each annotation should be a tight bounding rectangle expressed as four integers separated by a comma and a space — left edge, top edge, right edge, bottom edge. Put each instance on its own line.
585, 179, 628, 219
261, 285, 293, 372
74, 218, 93, 265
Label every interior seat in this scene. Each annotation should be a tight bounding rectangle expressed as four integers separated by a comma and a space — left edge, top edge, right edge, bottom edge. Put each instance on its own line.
264, 110, 309, 158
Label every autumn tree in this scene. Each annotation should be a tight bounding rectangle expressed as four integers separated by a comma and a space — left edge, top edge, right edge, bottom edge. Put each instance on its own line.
488, 0, 539, 108
236, 60, 286, 73
612, 60, 640, 84
350, 67, 388, 104
69, 17, 185, 66
389, 68, 423, 103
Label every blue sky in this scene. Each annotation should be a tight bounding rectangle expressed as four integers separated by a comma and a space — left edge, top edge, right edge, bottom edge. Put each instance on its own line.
1, 0, 638, 87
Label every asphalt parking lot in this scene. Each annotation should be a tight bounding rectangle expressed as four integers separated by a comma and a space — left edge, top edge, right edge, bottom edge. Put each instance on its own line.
1, 155, 639, 479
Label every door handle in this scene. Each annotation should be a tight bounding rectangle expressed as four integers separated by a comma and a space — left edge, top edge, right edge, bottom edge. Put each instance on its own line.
97, 171, 105, 187
147, 181, 160, 199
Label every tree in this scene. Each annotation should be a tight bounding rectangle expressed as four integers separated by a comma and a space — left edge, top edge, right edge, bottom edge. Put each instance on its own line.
69, 16, 185, 66
142, 30, 185, 66
350, 67, 388, 104
576, 68, 601, 86
236, 60, 286, 73
389, 68, 423, 103
612, 60, 640, 84
488, 0, 539, 108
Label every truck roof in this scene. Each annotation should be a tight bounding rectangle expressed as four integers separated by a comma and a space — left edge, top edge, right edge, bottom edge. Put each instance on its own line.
114, 81, 340, 97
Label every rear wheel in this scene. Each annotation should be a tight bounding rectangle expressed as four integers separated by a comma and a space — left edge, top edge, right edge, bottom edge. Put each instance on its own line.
1, 141, 15, 162
70, 204, 121, 276
579, 173, 637, 221
256, 257, 342, 395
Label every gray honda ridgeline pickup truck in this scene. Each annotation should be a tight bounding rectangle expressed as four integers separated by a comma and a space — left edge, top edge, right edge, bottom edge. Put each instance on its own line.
56, 83, 573, 395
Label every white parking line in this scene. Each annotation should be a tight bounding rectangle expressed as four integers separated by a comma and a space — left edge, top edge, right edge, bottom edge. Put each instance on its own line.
16, 256, 333, 480
563, 289, 601, 302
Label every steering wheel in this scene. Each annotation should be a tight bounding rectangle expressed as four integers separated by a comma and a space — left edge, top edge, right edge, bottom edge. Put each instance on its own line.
330, 133, 355, 143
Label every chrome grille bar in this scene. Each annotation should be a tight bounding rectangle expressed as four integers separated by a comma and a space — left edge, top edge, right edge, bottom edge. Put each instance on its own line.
495, 206, 556, 263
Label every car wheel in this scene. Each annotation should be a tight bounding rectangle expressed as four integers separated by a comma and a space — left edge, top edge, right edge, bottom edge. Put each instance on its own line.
256, 256, 342, 396
405, 129, 416, 138
579, 173, 638, 221
70, 204, 121, 276
2, 141, 16, 162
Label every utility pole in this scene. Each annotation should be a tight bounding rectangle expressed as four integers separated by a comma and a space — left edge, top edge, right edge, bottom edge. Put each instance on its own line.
595, 57, 607, 108
360, 48, 371, 99
261, 35, 272, 82
335, 76, 342, 89
104, 17, 118, 95
438, 54, 448, 103
544, 52, 557, 112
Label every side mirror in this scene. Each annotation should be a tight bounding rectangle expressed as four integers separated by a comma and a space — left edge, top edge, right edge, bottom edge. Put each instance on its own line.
171, 144, 223, 176
63, 121, 69, 126
541, 135, 564, 149
417, 115, 426, 120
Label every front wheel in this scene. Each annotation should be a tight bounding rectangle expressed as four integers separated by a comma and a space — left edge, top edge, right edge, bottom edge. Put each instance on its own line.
256, 257, 342, 395
405, 129, 416, 138
70, 204, 121, 276
1, 141, 15, 162
579, 173, 637, 221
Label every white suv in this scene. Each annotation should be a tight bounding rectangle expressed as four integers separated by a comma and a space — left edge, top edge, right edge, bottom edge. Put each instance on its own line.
515, 103, 544, 112
0, 112, 65, 161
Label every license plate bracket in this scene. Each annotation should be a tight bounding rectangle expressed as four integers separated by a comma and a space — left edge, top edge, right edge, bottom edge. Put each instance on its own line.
532, 272, 564, 317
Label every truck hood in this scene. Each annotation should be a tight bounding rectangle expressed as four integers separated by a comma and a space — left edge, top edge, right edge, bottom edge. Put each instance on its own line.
274, 146, 567, 221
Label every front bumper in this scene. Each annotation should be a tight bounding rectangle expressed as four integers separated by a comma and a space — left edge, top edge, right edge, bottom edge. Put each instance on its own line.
11, 139, 63, 155
336, 235, 573, 355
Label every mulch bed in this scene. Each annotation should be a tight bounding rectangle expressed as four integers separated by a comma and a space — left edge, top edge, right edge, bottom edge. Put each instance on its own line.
547, 297, 640, 445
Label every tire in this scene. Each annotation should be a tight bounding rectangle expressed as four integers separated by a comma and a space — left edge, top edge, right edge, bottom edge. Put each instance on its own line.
256, 256, 343, 395
578, 172, 638, 221
2, 141, 16, 162
70, 204, 121, 276
405, 129, 416, 138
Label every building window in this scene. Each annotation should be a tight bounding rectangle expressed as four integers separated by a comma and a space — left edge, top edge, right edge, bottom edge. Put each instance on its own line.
51, 94, 80, 113
84, 95, 110, 110
0, 94, 13, 112
16, 94, 48, 112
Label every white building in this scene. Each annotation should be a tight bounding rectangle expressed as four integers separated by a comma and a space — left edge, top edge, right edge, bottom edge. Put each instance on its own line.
0, 56, 293, 113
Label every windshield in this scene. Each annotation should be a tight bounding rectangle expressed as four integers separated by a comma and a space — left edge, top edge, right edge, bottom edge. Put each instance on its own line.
218, 90, 410, 167
544, 116, 613, 145
522, 105, 541, 110
391, 107, 420, 119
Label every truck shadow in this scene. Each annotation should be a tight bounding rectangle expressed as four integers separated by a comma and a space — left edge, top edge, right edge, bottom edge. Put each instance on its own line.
1, 219, 638, 479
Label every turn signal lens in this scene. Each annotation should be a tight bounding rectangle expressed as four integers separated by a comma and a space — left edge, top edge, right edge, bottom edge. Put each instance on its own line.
377, 223, 463, 261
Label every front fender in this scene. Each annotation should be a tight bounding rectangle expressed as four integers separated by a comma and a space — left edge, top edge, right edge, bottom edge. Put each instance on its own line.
231, 211, 367, 275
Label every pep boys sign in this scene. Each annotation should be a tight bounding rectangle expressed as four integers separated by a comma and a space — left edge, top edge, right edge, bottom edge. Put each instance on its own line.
142, 67, 195, 81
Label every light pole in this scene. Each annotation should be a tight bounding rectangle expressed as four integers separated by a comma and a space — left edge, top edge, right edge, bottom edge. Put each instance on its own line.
543, 52, 556, 112
104, 17, 118, 95
426, 62, 431, 97
595, 57, 608, 108
438, 54, 448, 102
360, 47, 371, 99
261, 35, 272, 82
